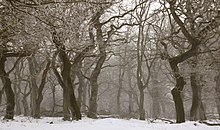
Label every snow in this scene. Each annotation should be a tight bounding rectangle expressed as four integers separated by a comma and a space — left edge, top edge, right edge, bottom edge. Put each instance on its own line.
0, 116, 219, 130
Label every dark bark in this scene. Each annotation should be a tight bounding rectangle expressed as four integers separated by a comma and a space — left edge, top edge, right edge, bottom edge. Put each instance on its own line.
169, 61, 185, 123
51, 83, 56, 116
171, 87, 185, 123
139, 88, 145, 120
34, 60, 51, 118
165, 0, 220, 123
52, 55, 70, 120
52, 31, 81, 120
0, 57, 15, 120
88, 53, 106, 118
87, 12, 107, 119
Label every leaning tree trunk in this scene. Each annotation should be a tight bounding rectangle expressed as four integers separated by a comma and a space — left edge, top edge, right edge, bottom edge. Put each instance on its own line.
0, 56, 15, 120
88, 53, 106, 118
87, 12, 107, 118
52, 30, 81, 120
190, 72, 206, 121
215, 72, 220, 119
169, 61, 185, 123
34, 60, 51, 118
52, 53, 70, 120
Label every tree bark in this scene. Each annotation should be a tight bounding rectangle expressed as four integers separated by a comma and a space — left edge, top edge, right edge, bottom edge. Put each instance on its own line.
139, 88, 145, 120
127, 62, 134, 116
116, 60, 124, 115
169, 61, 185, 123
190, 72, 206, 120
215, 72, 220, 119
13, 85, 21, 115
76, 62, 85, 110
87, 12, 107, 118
52, 30, 81, 120
88, 53, 106, 118
152, 86, 160, 118
27, 57, 38, 117
51, 52, 70, 120
34, 60, 51, 118
0, 56, 15, 120
21, 82, 31, 116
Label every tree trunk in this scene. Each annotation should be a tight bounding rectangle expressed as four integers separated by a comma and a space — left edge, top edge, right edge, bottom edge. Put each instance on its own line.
76, 62, 85, 110
116, 84, 122, 115
117, 63, 124, 115
127, 63, 133, 116
14, 85, 21, 115
87, 13, 106, 118
171, 87, 185, 123
139, 88, 145, 120
152, 87, 160, 118
22, 82, 31, 116
22, 96, 29, 116
88, 53, 106, 118
215, 72, 220, 119
27, 57, 38, 117
0, 57, 15, 120
190, 72, 206, 120
52, 30, 81, 120
52, 53, 70, 120
34, 60, 51, 118
169, 61, 185, 123
51, 84, 56, 116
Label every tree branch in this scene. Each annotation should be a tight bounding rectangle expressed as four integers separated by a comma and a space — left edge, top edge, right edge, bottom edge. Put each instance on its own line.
101, 0, 148, 25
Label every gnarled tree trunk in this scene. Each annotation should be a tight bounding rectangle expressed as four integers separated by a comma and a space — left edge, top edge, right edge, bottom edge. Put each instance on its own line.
169, 61, 185, 123
52, 30, 81, 120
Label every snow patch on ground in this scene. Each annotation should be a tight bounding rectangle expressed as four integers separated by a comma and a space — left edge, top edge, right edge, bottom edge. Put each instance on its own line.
0, 116, 219, 130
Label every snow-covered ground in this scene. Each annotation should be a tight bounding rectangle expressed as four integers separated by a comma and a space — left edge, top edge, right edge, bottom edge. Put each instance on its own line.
0, 116, 220, 130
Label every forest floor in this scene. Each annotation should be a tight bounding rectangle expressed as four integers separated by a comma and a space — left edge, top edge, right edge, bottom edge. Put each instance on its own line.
0, 116, 220, 130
